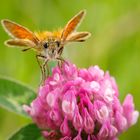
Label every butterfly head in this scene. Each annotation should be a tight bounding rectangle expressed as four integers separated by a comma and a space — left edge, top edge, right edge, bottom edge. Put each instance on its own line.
41, 38, 63, 60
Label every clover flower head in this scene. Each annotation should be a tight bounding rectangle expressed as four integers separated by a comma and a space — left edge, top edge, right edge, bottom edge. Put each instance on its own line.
23, 62, 139, 140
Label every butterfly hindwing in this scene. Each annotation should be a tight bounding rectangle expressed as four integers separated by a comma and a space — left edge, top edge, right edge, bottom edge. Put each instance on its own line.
5, 39, 36, 47
67, 32, 91, 42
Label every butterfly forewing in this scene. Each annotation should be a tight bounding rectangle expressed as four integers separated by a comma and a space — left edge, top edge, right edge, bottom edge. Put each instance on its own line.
61, 10, 86, 42
1, 20, 38, 44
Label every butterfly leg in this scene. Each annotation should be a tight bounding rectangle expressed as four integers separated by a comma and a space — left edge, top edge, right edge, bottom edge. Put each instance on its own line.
57, 56, 65, 68
57, 46, 65, 68
36, 55, 49, 85
42, 59, 49, 84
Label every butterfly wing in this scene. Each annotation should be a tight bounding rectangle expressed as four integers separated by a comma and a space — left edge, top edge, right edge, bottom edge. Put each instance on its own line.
61, 10, 86, 42
1, 19, 38, 44
67, 32, 91, 42
5, 39, 36, 47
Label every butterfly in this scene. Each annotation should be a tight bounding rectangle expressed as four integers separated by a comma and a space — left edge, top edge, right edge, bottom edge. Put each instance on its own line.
1, 10, 91, 84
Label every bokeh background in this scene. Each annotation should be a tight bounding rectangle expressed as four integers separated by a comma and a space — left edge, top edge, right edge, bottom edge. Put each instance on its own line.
0, 0, 140, 139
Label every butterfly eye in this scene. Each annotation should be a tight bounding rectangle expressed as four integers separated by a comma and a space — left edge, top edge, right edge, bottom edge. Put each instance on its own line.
43, 43, 48, 49
56, 41, 60, 47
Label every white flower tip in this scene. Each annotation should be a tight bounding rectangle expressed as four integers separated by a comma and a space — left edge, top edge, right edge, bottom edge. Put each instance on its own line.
54, 73, 60, 81
62, 100, 75, 115
46, 93, 55, 107
104, 87, 114, 102
90, 81, 100, 92
49, 81, 57, 85
97, 106, 109, 121
131, 111, 139, 125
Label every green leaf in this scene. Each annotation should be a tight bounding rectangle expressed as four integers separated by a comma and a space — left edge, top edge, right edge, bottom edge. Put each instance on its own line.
8, 123, 44, 140
0, 77, 36, 116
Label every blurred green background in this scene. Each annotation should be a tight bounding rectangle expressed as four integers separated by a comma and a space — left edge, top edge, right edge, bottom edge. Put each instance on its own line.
0, 0, 140, 139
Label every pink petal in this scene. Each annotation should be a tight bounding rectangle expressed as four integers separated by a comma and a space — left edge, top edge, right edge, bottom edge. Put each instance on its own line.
60, 118, 71, 136
123, 94, 139, 126
83, 108, 94, 134
115, 111, 127, 131
62, 90, 76, 118
73, 108, 83, 130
